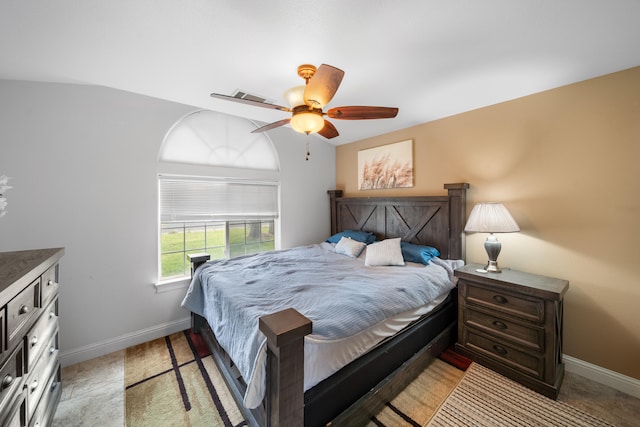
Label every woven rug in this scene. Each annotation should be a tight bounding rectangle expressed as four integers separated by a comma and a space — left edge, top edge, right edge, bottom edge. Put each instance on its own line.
427, 363, 615, 427
124, 330, 468, 427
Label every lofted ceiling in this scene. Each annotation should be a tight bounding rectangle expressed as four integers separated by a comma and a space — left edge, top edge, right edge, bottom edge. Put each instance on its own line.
1, 0, 639, 145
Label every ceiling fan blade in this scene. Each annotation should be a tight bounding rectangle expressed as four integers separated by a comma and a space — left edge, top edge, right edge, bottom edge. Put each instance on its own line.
317, 120, 339, 139
251, 118, 291, 133
210, 93, 290, 112
304, 64, 345, 108
327, 106, 398, 120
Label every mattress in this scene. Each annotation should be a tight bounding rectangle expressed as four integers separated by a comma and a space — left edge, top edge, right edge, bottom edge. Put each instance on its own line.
182, 242, 463, 408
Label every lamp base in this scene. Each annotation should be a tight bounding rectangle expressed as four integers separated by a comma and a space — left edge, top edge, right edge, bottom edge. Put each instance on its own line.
484, 234, 503, 273
484, 260, 501, 273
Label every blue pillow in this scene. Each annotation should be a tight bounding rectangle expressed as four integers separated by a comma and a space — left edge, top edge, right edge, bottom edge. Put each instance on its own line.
400, 242, 440, 265
326, 230, 377, 244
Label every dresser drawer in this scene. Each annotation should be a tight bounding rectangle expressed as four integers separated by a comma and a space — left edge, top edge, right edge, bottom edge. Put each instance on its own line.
25, 333, 59, 420
26, 298, 58, 372
29, 363, 61, 427
1, 307, 5, 355
41, 264, 59, 308
0, 386, 26, 427
462, 281, 544, 322
0, 342, 25, 413
7, 278, 41, 347
464, 328, 544, 380
463, 307, 544, 352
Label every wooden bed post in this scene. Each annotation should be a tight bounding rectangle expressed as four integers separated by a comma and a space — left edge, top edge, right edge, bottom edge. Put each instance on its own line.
259, 308, 313, 427
327, 190, 343, 236
444, 183, 469, 261
188, 253, 210, 333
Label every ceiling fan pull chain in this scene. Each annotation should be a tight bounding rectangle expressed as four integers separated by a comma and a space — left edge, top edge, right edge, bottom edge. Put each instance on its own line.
305, 140, 310, 161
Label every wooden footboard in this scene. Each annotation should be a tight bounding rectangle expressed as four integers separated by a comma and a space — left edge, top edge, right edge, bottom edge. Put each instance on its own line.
190, 295, 456, 427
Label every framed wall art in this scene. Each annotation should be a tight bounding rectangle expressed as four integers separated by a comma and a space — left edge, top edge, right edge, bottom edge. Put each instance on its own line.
357, 139, 413, 190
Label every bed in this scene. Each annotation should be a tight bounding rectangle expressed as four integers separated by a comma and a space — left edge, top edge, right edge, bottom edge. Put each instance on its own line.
183, 183, 469, 426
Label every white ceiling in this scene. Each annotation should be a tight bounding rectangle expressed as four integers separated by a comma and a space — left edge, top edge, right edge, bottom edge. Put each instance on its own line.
2, 0, 639, 145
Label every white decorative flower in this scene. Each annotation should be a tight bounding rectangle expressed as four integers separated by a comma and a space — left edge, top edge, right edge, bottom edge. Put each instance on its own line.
0, 174, 11, 193
0, 175, 11, 217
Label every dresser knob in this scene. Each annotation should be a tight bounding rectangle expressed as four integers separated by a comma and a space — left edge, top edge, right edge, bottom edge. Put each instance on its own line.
31, 336, 39, 347
1, 374, 13, 389
492, 344, 508, 355
493, 295, 508, 304
19, 304, 30, 314
30, 379, 39, 393
50, 346, 56, 355
492, 320, 508, 330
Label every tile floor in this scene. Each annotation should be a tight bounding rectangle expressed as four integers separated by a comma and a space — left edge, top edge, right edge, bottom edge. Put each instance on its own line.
53, 350, 640, 427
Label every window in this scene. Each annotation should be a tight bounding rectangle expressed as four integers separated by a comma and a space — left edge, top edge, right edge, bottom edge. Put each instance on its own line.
159, 176, 278, 281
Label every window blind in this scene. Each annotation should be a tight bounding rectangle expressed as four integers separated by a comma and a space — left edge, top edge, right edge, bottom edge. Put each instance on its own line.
160, 177, 278, 222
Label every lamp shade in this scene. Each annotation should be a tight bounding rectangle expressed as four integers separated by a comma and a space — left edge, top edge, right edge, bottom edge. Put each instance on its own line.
464, 202, 520, 233
290, 110, 324, 134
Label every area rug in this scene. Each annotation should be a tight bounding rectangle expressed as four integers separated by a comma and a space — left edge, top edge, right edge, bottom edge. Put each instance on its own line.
426, 363, 615, 427
367, 356, 467, 426
124, 330, 468, 427
125, 330, 246, 427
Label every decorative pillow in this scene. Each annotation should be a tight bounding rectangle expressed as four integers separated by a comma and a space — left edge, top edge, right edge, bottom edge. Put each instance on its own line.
365, 238, 405, 266
326, 230, 377, 244
400, 242, 440, 265
334, 236, 366, 258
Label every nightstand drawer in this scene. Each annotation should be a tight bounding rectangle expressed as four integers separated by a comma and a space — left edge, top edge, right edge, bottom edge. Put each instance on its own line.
462, 281, 544, 322
463, 307, 544, 351
464, 329, 544, 380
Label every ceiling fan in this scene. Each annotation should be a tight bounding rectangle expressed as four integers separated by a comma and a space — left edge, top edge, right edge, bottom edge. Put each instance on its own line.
210, 64, 399, 140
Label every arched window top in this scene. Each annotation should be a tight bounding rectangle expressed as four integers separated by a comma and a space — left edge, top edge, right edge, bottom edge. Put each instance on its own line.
160, 110, 279, 171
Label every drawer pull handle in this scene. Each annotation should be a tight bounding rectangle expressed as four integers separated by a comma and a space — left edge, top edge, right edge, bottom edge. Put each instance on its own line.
49, 311, 56, 319
493, 344, 508, 355
493, 295, 508, 304
47, 279, 57, 286
2, 374, 13, 389
50, 346, 56, 355
19, 304, 30, 314
30, 379, 39, 393
31, 336, 39, 347
492, 320, 508, 330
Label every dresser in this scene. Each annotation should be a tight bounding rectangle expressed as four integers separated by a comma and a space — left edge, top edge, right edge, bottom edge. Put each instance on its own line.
0, 248, 64, 427
455, 264, 569, 399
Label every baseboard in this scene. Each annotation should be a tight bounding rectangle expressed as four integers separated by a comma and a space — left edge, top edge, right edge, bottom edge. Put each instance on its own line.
59, 317, 192, 367
564, 354, 640, 399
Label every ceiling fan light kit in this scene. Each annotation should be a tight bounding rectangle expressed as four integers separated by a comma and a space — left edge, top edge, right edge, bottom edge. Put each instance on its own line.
290, 105, 325, 135
210, 63, 399, 141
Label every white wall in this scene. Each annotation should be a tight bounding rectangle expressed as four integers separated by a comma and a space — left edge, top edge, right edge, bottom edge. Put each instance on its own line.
0, 79, 336, 365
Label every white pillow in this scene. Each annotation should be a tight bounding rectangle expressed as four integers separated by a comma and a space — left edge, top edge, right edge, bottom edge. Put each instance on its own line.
335, 236, 366, 258
365, 238, 405, 266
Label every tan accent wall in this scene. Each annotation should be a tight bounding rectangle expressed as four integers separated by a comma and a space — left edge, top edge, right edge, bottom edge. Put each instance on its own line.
336, 67, 640, 379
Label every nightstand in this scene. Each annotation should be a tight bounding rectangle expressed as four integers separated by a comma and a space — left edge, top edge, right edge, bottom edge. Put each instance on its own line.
454, 264, 569, 399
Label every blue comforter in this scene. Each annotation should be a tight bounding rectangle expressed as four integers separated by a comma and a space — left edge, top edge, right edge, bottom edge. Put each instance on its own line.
181, 242, 459, 408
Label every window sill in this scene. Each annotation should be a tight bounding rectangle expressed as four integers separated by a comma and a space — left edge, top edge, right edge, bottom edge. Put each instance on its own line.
155, 277, 191, 293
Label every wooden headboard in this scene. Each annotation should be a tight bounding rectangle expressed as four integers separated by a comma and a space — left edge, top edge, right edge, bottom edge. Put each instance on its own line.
328, 183, 469, 260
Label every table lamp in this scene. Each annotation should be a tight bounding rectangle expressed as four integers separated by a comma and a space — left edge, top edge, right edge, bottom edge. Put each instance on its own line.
464, 202, 520, 273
